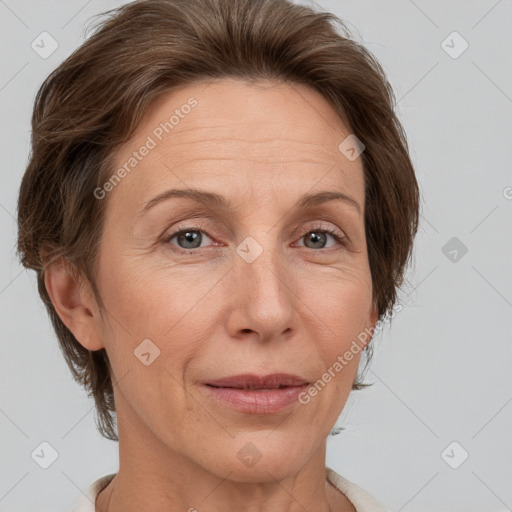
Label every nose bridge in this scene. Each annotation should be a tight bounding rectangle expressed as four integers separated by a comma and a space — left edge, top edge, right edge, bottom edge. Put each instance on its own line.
229, 231, 295, 339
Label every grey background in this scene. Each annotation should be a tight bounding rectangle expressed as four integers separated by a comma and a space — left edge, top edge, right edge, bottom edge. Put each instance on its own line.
1, 0, 511, 511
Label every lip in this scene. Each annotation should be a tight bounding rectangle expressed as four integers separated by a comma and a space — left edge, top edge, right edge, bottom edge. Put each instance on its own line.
201, 373, 309, 414
203, 373, 309, 389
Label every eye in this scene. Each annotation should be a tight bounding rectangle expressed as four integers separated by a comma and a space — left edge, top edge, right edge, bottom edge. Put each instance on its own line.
163, 223, 347, 255
164, 226, 215, 253
295, 226, 346, 250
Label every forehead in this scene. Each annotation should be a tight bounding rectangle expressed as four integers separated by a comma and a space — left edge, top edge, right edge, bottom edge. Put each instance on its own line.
108, 78, 365, 211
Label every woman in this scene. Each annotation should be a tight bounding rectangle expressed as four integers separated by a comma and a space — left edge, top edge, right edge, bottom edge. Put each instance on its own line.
17, 0, 419, 510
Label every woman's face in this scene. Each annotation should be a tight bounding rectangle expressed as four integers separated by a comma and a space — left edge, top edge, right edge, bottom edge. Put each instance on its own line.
91, 78, 378, 480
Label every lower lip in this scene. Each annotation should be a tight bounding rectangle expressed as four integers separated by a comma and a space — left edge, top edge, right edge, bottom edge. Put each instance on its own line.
202, 384, 309, 414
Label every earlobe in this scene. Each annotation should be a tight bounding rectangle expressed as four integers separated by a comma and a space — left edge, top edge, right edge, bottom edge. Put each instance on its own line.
370, 303, 379, 329
361, 302, 380, 350
44, 258, 105, 351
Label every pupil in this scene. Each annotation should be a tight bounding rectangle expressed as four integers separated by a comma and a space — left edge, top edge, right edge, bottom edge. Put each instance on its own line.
306, 231, 326, 249
179, 231, 201, 249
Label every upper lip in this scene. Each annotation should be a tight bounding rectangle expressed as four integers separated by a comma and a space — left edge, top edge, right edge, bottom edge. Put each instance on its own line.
203, 373, 309, 389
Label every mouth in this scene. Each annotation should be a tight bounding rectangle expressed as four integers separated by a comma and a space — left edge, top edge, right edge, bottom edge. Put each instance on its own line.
201, 373, 310, 414
202, 373, 309, 389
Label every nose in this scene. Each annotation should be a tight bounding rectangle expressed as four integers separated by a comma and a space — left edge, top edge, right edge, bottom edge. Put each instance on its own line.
225, 238, 297, 343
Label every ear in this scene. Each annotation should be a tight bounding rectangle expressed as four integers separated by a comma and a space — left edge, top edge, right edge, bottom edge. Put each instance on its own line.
360, 301, 380, 350
370, 301, 379, 328
44, 257, 105, 351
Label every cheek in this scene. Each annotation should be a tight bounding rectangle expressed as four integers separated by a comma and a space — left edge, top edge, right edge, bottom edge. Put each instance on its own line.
311, 264, 374, 332
94, 252, 223, 380
93, 257, 203, 428
97, 250, 204, 332
305, 270, 374, 382
296, 280, 372, 424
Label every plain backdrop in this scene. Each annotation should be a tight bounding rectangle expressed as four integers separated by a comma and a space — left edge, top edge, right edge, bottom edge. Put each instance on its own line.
1, 1, 511, 511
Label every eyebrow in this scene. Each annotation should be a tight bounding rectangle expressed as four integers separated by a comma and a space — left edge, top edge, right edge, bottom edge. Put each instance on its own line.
142, 188, 361, 215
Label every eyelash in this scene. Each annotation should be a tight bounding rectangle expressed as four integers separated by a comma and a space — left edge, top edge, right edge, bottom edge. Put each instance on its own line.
163, 222, 346, 255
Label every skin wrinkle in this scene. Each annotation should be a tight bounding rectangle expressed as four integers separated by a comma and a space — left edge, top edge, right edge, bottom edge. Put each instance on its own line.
147, 146, 348, 174
137, 201, 362, 247
59, 78, 378, 512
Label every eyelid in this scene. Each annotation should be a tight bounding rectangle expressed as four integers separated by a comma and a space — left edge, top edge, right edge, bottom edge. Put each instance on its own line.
163, 219, 347, 254
292, 222, 347, 249
296, 220, 345, 237
162, 220, 216, 244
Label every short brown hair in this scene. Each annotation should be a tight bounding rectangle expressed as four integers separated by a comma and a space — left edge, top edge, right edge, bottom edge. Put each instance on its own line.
17, 0, 419, 440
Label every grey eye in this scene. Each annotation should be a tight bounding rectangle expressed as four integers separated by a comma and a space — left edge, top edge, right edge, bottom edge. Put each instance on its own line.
303, 231, 328, 249
168, 229, 213, 250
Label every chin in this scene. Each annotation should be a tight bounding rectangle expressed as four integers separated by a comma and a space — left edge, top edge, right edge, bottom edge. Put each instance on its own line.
203, 433, 318, 483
